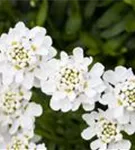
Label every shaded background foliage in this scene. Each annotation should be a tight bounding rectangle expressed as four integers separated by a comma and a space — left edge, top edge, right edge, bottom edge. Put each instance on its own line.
1, 0, 135, 149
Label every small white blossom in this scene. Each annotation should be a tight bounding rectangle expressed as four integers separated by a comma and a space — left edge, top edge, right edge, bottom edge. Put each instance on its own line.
101, 66, 135, 134
0, 22, 56, 89
38, 47, 105, 112
81, 110, 131, 150
0, 83, 42, 134
0, 130, 47, 150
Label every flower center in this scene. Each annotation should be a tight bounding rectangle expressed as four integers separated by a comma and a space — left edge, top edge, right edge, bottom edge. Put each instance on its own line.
97, 119, 117, 143
8, 42, 31, 70
58, 67, 81, 92
116, 79, 135, 111
7, 137, 28, 150
2, 91, 22, 114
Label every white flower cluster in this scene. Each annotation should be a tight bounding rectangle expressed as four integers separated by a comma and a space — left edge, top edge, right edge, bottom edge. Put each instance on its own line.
0, 22, 53, 149
81, 66, 135, 150
0, 22, 134, 150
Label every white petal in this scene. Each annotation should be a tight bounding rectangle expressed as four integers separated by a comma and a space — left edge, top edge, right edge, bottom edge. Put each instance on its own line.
90, 63, 104, 77
130, 112, 135, 125
72, 100, 81, 111
115, 66, 130, 82
33, 77, 41, 88
124, 124, 135, 135
108, 140, 131, 150
82, 112, 98, 125
36, 144, 47, 150
60, 51, 68, 62
30, 26, 46, 37
2, 65, 14, 85
117, 111, 130, 124
85, 88, 96, 98
67, 91, 76, 101
81, 127, 95, 140
90, 139, 106, 150
50, 99, 61, 111
15, 22, 26, 29
100, 93, 116, 107
73, 47, 83, 62
23, 73, 34, 89
34, 68, 47, 80
47, 47, 57, 59
42, 36, 52, 48
83, 57, 93, 66
25, 102, 43, 117
89, 78, 103, 88
22, 89, 32, 100
41, 80, 56, 95
52, 91, 66, 101
60, 98, 72, 112
36, 47, 48, 55
20, 116, 34, 130
15, 71, 24, 83
82, 103, 95, 111
114, 106, 124, 118
9, 120, 19, 134
103, 70, 117, 85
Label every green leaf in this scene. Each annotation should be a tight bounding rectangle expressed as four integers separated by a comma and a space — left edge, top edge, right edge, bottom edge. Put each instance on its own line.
65, 13, 82, 35
125, 13, 135, 32
102, 34, 127, 56
84, 0, 98, 19
65, 0, 82, 35
100, 12, 132, 38
80, 32, 100, 49
36, 0, 48, 26
97, 2, 127, 29
97, 0, 113, 7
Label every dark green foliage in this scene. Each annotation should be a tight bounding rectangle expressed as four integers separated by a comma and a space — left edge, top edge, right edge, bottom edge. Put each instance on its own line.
1, 0, 135, 149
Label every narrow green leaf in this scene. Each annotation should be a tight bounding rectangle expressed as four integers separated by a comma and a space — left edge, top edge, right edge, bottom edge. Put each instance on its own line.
65, 13, 81, 35
84, 0, 98, 19
125, 13, 135, 32
97, 2, 127, 29
102, 34, 127, 56
36, 0, 48, 26
100, 13, 131, 38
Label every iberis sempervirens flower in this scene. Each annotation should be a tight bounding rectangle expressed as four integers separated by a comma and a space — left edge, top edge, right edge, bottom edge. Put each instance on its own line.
0, 130, 47, 150
0, 83, 42, 134
0, 22, 56, 89
37, 47, 106, 112
101, 66, 135, 135
81, 110, 131, 150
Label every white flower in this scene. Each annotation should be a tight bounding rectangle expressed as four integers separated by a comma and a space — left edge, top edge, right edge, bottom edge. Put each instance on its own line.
0, 22, 56, 89
101, 66, 135, 134
0, 83, 42, 134
0, 130, 47, 150
81, 110, 131, 150
38, 47, 105, 112
10, 102, 43, 134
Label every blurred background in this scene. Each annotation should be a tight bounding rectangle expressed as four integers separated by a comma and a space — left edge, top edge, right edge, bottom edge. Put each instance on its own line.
1, 0, 135, 149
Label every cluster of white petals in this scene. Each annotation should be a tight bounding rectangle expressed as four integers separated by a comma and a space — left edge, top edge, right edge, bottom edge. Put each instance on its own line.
0, 129, 46, 150
37, 47, 105, 112
0, 22, 56, 149
0, 22, 56, 89
81, 110, 131, 150
0, 22, 134, 150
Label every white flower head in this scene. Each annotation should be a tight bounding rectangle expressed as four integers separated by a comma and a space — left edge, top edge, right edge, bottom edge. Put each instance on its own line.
0, 22, 57, 89
101, 66, 135, 134
0, 130, 47, 150
0, 84, 31, 116
0, 82, 42, 134
81, 109, 131, 150
38, 47, 105, 112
